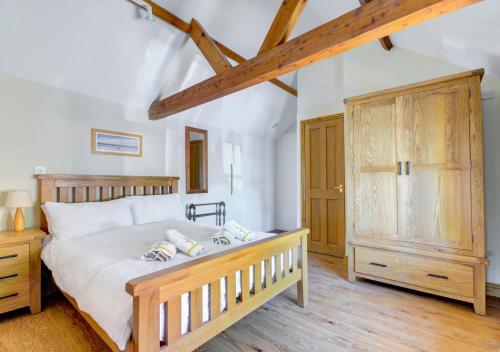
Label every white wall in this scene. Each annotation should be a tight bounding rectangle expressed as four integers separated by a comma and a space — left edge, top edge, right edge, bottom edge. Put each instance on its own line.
0, 73, 276, 232
0, 73, 165, 231
274, 123, 298, 231
163, 119, 275, 232
296, 42, 500, 283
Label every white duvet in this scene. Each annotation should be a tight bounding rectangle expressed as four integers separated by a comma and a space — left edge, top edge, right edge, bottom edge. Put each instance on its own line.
41, 220, 276, 351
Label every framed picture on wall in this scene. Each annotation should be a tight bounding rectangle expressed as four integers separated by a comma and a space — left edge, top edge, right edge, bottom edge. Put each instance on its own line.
91, 128, 143, 157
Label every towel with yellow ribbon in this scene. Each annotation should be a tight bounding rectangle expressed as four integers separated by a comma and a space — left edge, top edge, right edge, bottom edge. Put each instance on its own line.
223, 220, 255, 242
166, 229, 205, 257
141, 241, 177, 262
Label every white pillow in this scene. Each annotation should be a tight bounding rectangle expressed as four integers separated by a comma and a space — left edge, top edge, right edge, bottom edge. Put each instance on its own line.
126, 194, 185, 225
42, 198, 134, 240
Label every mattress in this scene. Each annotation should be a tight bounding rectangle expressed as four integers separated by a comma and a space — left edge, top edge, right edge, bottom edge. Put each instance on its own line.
41, 220, 282, 350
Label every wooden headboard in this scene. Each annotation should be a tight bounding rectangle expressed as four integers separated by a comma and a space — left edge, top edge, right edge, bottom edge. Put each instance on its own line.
37, 174, 180, 233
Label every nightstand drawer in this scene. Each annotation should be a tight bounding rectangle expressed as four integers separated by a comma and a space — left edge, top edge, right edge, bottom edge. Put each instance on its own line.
0, 263, 29, 290
0, 244, 29, 267
0, 283, 29, 314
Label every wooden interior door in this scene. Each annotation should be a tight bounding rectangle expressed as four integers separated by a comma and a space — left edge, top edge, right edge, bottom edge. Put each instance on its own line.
397, 84, 472, 250
352, 98, 401, 240
303, 115, 345, 257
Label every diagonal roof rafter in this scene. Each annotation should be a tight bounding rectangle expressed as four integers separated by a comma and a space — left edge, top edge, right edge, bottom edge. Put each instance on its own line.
148, 0, 482, 120
129, 0, 297, 96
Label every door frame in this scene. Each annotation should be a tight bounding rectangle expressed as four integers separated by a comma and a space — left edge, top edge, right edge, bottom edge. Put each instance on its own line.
300, 113, 345, 255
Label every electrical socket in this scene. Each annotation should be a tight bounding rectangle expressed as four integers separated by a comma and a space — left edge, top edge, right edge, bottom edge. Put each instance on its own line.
34, 166, 47, 175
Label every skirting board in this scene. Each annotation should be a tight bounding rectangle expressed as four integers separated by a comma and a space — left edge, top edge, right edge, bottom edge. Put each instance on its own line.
486, 282, 500, 298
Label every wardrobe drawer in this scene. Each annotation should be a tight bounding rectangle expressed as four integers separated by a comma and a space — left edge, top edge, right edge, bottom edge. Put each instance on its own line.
354, 247, 474, 297
0, 244, 29, 267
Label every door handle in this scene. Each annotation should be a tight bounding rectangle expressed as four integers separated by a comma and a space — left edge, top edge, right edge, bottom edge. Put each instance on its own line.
370, 262, 387, 268
0, 293, 18, 300
0, 254, 17, 260
405, 161, 411, 175
397, 161, 402, 175
0, 273, 18, 280
332, 185, 343, 193
427, 273, 448, 280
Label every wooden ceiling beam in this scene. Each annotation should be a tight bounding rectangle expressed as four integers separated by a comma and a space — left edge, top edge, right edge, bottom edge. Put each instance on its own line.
359, 0, 393, 50
190, 19, 232, 73
137, 0, 296, 96
258, 0, 308, 54
149, 0, 480, 120
213, 41, 297, 96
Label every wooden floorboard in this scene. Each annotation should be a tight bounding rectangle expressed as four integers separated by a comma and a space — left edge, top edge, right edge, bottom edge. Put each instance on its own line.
0, 253, 498, 351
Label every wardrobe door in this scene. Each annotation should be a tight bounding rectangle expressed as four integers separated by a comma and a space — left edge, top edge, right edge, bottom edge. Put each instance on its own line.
397, 83, 472, 250
352, 98, 400, 240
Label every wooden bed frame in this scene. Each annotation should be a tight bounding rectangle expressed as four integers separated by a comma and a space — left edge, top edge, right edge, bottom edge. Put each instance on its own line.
37, 174, 309, 352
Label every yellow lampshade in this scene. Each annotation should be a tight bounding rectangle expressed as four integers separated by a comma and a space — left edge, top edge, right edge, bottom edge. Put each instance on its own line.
5, 190, 33, 208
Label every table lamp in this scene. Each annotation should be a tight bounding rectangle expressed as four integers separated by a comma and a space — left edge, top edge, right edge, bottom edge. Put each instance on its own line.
5, 190, 33, 232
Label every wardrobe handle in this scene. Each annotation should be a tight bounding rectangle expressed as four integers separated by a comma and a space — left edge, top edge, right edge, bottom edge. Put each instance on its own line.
0, 273, 18, 281
0, 293, 18, 300
405, 161, 411, 175
397, 162, 402, 175
427, 273, 448, 280
0, 254, 17, 260
370, 262, 387, 268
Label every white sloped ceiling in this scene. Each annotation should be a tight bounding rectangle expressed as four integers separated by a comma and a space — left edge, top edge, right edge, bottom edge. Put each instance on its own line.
1, 0, 496, 139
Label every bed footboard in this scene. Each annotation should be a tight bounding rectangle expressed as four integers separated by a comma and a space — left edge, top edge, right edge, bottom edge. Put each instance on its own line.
126, 228, 309, 352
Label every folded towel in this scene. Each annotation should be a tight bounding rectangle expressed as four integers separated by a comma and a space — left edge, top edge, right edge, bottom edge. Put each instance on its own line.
210, 230, 235, 245
224, 220, 255, 242
166, 229, 205, 257
141, 241, 177, 262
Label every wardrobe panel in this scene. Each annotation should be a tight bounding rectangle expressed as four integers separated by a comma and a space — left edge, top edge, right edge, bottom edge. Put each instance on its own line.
399, 84, 472, 250
353, 99, 400, 240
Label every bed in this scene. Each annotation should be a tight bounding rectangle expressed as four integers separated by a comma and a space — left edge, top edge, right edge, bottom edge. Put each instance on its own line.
38, 175, 309, 352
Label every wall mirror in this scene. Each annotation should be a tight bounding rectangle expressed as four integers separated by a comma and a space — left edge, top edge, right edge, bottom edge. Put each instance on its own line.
185, 126, 208, 193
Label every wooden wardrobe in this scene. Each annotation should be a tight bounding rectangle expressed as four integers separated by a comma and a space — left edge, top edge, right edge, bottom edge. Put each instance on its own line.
345, 69, 488, 315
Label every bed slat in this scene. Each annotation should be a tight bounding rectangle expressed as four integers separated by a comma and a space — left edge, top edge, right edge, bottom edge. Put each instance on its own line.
74, 187, 84, 202
171, 180, 178, 193
210, 280, 221, 320
226, 273, 236, 311
292, 247, 298, 272
125, 186, 133, 196
88, 187, 97, 202
101, 187, 111, 201
241, 268, 249, 302
189, 287, 203, 331
113, 186, 123, 199
59, 187, 69, 203
254, 263, 262, 294
284, 250, 290, 277
276, 254, 282, 282
265, 259, 272, 289
167, 297, 182, 344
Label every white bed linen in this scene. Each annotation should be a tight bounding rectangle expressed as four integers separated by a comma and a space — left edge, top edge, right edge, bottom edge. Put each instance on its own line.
41, 220, 278, 351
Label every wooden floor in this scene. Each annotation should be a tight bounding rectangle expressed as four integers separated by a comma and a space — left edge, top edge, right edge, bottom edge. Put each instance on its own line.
0, 253, 499, 352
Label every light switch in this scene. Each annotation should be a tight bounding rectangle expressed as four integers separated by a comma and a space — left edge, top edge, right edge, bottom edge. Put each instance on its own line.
34, 166, 47, 175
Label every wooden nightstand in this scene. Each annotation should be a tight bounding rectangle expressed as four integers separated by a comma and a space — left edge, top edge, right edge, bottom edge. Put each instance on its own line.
0, 228, 45, 314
